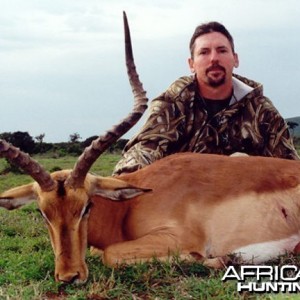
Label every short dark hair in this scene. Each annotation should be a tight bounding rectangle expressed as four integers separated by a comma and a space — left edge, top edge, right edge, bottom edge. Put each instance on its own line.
189, 21, 235, 58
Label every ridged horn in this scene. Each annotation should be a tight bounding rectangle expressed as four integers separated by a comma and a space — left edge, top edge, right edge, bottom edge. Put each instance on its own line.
0, 139, 55, 191
65, 11, 148, 188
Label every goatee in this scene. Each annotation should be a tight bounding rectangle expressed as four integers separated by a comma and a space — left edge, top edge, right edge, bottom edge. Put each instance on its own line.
206, 64, 226, 87
208, 76, 226, 87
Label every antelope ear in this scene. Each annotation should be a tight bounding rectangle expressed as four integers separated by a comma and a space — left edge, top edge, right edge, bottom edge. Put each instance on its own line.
0, 183, 37, 210
89, 177, 152, 201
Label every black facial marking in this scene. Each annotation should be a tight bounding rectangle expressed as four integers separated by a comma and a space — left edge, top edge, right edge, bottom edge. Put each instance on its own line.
57, 180, 66, 197
281, 207, 288, 219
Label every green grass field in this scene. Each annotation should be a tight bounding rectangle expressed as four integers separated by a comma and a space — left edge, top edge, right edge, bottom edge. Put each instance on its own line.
0, 154, 299, 299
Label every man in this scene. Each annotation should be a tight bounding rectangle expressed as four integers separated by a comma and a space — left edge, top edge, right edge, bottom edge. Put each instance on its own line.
113, 21, 299, 175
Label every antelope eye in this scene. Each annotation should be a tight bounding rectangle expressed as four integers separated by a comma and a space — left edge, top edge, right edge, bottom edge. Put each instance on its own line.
36, 208, 49, 223
82, 202, 92, 217
36, 208, 44, 217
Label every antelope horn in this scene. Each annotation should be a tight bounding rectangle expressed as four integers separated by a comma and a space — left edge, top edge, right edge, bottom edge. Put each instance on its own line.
0, 139, 55, 191
65, 11, 148, 189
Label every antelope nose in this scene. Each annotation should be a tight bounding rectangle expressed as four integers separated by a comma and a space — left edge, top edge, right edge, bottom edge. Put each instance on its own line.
56, 271, 80, 284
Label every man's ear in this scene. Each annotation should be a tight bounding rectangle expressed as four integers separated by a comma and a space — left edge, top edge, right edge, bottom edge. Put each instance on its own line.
234, 53, 239, 68
89, 176, 152, 201
188, 57, 195, 73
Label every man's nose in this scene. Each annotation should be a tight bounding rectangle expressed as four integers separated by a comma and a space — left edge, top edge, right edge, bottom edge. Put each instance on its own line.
210, 50, 219, 62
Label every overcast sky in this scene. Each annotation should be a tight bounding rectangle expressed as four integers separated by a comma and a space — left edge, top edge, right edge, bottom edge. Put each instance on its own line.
1, 0, 300, 142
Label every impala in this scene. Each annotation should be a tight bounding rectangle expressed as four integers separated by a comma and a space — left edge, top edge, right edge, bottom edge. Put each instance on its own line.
1, 13, 300, 284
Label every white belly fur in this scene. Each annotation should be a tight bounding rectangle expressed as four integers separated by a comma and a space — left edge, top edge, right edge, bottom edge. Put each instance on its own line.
232, 234, 300, 264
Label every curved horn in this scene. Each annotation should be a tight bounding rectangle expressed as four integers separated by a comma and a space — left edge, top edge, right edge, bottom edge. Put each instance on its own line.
0, 139, 55, 191
66, 12, 148, 188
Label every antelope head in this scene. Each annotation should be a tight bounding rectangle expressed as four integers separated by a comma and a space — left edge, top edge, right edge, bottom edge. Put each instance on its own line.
0, 12, 148, 284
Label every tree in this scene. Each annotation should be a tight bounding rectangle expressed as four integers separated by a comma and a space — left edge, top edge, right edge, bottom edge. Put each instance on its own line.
287, 121, 299, 137
108, 138, 129, 153
81, 136, 129, 153
0, 131, 36, 173
81, 135, 98, 148
68, 132, 82, 155
35, 133, 45, 144
69, 132, 81, 143
0, 131, 35, 154
35, 133, 46, 153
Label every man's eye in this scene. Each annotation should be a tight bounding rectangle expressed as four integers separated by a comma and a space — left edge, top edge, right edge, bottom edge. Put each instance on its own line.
218, 47, 229, 54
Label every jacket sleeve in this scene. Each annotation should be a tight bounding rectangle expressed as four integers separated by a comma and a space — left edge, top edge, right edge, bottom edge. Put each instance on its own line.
260, 99, 299, 160
113, 92, 186, 175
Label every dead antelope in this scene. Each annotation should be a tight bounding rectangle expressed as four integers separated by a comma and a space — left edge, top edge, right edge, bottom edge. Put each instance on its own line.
1, 13, 300, 285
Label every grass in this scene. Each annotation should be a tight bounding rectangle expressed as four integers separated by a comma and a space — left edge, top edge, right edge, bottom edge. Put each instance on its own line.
0, 153, 299, 299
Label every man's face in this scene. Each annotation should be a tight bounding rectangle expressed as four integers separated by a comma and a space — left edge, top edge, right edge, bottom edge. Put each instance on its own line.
188, 32, 239, 88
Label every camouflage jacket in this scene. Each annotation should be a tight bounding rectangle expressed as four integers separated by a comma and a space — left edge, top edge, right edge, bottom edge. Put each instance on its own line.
113, 74, 299, 174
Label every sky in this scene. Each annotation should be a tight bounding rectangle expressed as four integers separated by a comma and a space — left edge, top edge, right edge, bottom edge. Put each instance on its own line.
1, 0, 300, 142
